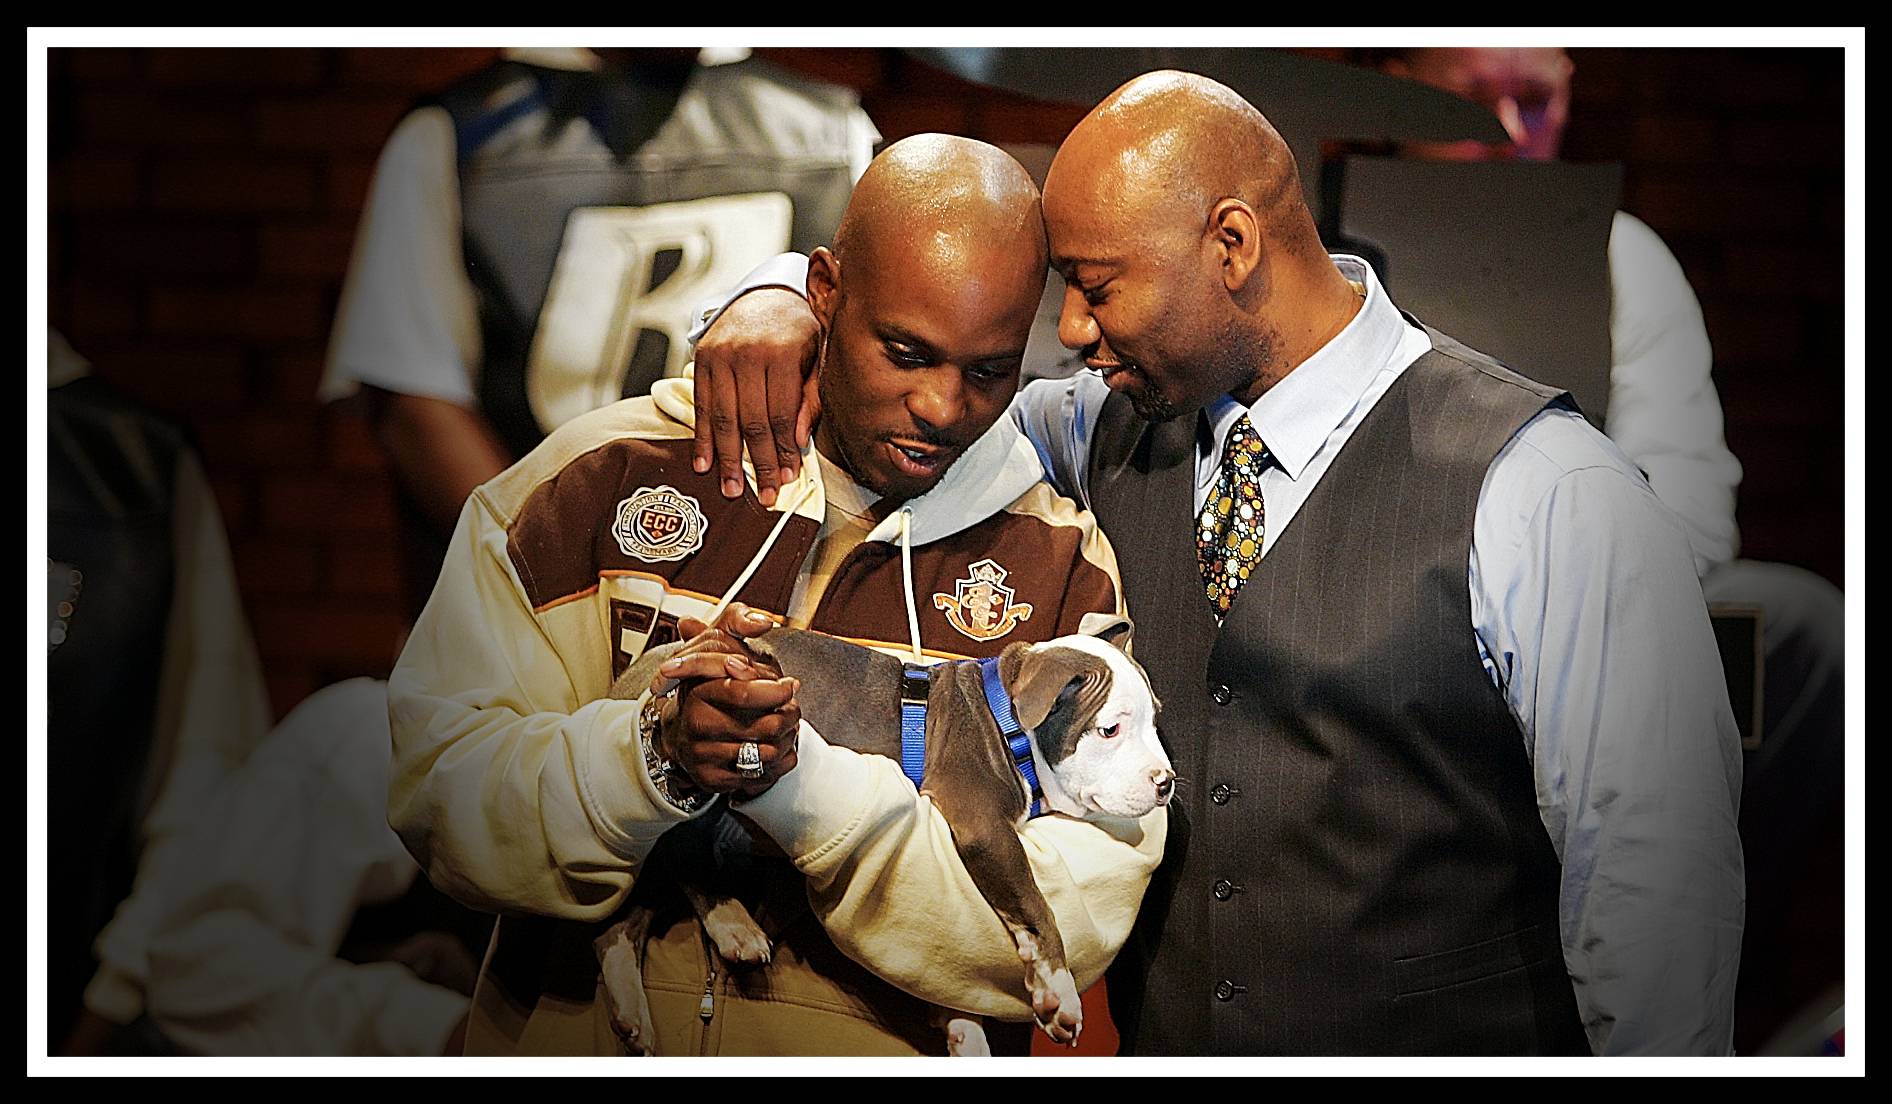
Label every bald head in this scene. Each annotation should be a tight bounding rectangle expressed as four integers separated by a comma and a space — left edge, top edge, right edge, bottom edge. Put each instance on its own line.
1040, 71, 1365, 419
804, 135, 1050, 502
833, 133, 1047, 282
1046, 70, 1317, 261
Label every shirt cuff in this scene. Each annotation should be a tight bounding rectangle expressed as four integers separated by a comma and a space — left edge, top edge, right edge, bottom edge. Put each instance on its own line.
578, 695, 703, 859
685, 252, 812, 345
731, 722, 886, 863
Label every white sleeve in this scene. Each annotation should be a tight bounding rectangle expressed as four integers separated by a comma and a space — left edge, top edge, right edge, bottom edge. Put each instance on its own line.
84, 450, 274, 1024
149, 918, 468, 1057
136, 450, 274, 843
321, 107, 483, 406
386, 491, 697, 918
1604, 211, 1744, 576
139, 679, 468, 1056
1473, 410, 1745, 1056
1010, 373, 1111, 508
685, 252, 814, 345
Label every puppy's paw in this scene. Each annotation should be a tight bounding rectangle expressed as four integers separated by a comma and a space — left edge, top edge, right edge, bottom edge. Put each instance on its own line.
608, 1011, 654, 1056
702, 898, 772, 969
599, 943, 655, 1055
711, 924, 773, 969
1014, 931, 1084, 1046
1029, 966, 1083, 1046
945, 1017, 992, 1057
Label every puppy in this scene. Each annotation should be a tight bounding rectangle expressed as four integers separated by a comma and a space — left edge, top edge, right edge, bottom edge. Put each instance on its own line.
594, 621, 1172, 1056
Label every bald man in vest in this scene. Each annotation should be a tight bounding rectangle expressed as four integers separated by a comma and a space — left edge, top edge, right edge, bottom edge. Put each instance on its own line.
691, 71, 1745, 1055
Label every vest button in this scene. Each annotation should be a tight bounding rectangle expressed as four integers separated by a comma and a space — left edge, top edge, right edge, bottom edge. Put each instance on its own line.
1215, 979, 1245, 1002
1211, 684, 1233, 706
1210, 783, 1237, 806
1213, 878, 1235, 901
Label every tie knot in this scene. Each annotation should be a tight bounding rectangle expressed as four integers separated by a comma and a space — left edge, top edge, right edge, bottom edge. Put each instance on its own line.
1222, 414, 1270, 472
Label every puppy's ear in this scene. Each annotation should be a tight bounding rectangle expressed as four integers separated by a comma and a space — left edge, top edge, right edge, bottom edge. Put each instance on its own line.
1000, 641, 1109, 739
1077, 611, 1134, 654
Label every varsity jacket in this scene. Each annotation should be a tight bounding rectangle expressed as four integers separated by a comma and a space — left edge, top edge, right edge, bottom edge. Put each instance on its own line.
388, 373, 1167, 1055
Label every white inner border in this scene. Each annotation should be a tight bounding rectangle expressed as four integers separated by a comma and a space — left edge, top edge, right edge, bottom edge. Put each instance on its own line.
26, 25, 1866, 1079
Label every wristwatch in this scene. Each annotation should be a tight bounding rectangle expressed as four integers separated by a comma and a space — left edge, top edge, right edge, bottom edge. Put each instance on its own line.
639, 692, 712, 815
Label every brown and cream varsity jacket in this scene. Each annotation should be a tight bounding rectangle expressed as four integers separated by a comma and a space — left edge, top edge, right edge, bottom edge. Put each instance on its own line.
387, 373, 1166, 1054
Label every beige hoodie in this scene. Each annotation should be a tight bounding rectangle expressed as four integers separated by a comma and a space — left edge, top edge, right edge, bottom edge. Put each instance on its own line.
388, 373, 1166, 1054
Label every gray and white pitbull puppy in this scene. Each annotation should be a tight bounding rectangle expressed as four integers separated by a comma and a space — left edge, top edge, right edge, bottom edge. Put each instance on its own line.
594, 620, 1173, 1056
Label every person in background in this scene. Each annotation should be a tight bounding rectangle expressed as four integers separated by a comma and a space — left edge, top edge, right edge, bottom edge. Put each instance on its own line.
320, 47, 877, 620
49, 330, 273, 1053
119, 678, 474, 1056
53, 334, 475, 1057
1384, 46, 1845, 1047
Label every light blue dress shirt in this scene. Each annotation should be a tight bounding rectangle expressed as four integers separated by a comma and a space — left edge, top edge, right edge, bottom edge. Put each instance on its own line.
697, 251, 1746, 1056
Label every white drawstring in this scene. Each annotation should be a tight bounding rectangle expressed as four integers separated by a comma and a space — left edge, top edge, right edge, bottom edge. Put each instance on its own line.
706, 480, 816, 626
899, 507, 923, 664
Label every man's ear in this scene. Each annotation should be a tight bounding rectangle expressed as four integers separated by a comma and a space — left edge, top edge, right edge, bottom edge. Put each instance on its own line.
808, 246, 841, 332
1208, 199, 1262, 294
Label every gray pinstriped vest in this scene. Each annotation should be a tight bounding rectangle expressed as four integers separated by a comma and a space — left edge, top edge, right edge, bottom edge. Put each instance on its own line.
1092, 328, 1591, 1055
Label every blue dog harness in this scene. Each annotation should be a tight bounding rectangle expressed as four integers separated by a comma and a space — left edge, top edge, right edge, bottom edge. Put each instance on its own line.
898, 657, 1046, 819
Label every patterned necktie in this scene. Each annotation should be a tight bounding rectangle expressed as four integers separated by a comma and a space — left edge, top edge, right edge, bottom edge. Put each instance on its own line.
1196, 414, 1271, 617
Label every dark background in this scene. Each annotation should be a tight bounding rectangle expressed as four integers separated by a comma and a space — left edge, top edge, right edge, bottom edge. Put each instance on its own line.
45, 46, 1847, 722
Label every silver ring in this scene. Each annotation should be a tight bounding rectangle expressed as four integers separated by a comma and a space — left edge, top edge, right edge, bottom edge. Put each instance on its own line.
735, 741, 765, 779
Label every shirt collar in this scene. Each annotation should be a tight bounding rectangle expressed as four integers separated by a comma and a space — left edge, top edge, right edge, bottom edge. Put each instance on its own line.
1201, 255, 1412, 485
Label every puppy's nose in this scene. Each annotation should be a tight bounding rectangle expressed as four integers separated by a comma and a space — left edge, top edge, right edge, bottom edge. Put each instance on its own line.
1152, 769, 1175, 805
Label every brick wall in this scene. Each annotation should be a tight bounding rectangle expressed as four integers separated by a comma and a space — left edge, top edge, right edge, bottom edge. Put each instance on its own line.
47, 47, 499, 717
1558, 47, 1846, 586
45, 46, 1847, 720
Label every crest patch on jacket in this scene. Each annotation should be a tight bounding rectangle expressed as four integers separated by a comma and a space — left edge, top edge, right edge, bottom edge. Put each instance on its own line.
613, 485, 709, 563
934, 558, 1034, 642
